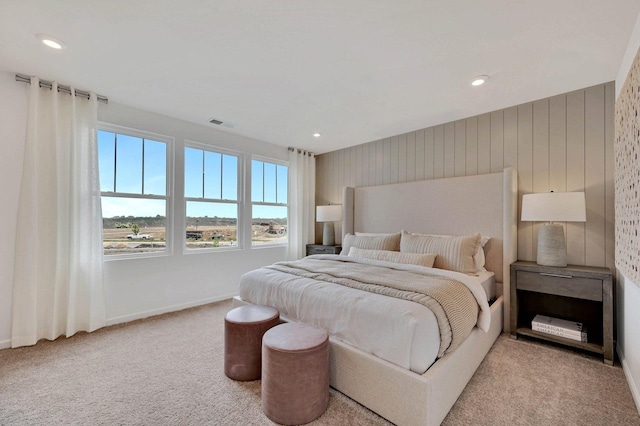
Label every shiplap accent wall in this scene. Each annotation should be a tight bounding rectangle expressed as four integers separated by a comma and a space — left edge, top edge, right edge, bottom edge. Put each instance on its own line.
316, 82, 615, 270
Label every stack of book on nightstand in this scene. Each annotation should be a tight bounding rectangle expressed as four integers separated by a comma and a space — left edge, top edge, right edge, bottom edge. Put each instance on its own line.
531, 314, 588, 342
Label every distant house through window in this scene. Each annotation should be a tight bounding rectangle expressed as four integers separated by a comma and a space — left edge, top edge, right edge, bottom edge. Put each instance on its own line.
251, 159, 288, 246
97, 128, 169, 256
184, 144, 240, 250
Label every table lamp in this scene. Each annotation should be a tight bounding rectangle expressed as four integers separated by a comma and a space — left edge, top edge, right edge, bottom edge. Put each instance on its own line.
316, 205, 342, 246
521, 192, 586, 267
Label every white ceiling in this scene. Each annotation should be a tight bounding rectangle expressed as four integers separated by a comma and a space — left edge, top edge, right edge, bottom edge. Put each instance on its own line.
1, 1, 639, 154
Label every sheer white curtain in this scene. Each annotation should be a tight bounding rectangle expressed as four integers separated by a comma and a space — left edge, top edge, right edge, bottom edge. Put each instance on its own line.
287, 149, 316, 260
12, 77, 106, 348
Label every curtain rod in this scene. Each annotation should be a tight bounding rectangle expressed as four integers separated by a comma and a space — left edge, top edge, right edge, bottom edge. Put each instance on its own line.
15, 73, 108, 104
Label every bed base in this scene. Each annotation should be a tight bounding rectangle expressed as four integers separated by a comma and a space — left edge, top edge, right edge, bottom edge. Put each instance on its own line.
232, 295, 503, 426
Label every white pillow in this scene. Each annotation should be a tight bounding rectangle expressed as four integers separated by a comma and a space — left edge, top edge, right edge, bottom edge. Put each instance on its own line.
348, 247, 437, 268
341, 233, 401, 255
352, 231, 489, 271
405, 232, 490, 272
400, 230, 481, 274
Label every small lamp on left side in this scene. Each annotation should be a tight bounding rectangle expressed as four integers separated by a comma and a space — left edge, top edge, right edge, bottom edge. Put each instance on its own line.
316, 205, 342, 246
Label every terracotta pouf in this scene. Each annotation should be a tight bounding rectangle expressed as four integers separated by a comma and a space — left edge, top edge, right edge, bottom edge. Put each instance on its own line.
224, 305, 279, 381
262, 323, 329, 425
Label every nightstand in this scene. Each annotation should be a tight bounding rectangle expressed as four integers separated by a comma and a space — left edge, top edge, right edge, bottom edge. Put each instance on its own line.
306, 244, 342, 256
510, 260, 614, 365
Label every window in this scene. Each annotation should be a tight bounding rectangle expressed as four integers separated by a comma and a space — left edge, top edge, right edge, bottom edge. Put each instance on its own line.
184, 144, 240, 250
98, 128, 169, 256
252, 159, 288, 246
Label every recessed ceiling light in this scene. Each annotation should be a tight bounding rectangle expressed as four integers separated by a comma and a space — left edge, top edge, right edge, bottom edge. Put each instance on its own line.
36, 33, 67, 50
313, 133, 322, 138
471, 75, 489, 86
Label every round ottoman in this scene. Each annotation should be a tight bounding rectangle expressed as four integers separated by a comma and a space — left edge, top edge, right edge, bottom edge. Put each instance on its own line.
224, 305, 279, 381
262, 323, 329, 425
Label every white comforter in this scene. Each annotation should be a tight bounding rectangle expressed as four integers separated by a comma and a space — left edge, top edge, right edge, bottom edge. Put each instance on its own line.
238, 254, 491, 374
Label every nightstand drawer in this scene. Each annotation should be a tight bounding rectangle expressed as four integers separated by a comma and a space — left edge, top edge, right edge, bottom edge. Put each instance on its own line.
306, 245, 342, 255
516, 271, 602, 301
313, 247, 336, 254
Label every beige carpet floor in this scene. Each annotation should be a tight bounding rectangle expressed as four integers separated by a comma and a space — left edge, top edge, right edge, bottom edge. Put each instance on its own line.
0, 299, 638, 425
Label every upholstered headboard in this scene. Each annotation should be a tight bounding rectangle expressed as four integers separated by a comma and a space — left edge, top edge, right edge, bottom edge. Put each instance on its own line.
342, 168, 517, 331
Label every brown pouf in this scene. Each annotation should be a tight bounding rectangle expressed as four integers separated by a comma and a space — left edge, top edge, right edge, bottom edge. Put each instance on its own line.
224, 305, 279, 381
262, 323, 329, 425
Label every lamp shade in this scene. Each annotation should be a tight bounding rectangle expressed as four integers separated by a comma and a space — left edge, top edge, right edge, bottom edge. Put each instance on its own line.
521, 192, 586, 222
316, 205, 342, 223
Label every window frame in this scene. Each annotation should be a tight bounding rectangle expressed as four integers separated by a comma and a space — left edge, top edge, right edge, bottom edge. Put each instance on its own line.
98, 122, 174, 260
251, 155, 289, 248
183, 140, 244, 254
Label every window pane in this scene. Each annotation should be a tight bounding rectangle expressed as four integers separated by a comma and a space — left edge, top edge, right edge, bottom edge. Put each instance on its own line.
252, 205, 287, 245
115, 134, 143, 194
101, 197, 166, 255
184, 147, 203, 198
276, 165, 288, 204
98, 130, 115, 192
263, 162, 277, 203
143, 140, 166, 196
204, 151, 222, 199
186, 201, 238, 249
252, 160, 264, 202
222, 154, 238, 201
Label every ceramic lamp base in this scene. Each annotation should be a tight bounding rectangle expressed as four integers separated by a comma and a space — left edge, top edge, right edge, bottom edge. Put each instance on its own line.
322, 222, 335, 246
536, 223, 567, 267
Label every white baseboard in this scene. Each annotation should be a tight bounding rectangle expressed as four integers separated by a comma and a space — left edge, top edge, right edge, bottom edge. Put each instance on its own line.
618, 345, 640, 415
0, 338, 11, 350
105, 293, 237, 327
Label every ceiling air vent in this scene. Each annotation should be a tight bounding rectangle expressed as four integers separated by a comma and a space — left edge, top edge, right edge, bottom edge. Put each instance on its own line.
208, 117, 234, 128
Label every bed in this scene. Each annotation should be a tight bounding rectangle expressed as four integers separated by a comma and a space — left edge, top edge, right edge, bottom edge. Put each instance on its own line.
234, 168, 517, 426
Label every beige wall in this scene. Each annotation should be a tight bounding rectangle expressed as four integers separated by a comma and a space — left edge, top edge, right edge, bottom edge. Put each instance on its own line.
316, 82, 615, 270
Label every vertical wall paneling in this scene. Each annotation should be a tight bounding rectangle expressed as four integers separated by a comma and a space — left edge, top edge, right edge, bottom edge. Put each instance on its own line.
375, 140, 384, 185
398, 134, 407, 183
415, 129, 426, 181
465, 117, 478, 176
549, 95, 567, 192
425, 127, 435, 180
350, 146, 358, 188
433, 126, 444, 178
604, 82, 615, 271
490, 110, 504, 173
517, 103, 534, 260
356, 145, 364, 187
407, 131, 416, 182
566, 90, 586, 265
503, 107, 518, 169
444, 122, 455, 177
477, 113, 491, 174
390, 136, 399, 184
356, 144, 371, 186
315, 83, 614, 269
454, 120, 466, 176
383, 138, 391, 184
532, 99, 550, 257
532, 99, 550, 193
548, 95, 568, 246
340, 147, 348, 191
584, 85, 606, 267
337, 150, 344, 201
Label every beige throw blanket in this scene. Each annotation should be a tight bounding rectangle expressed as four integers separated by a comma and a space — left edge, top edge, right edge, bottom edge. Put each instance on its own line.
266, 256, 479, 357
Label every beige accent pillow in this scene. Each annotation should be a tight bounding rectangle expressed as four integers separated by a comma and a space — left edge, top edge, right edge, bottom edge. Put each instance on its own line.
341, 233, 401, 255
349, 247, 437, 268
400, 230, 481, 273
415, 233, 491, 272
